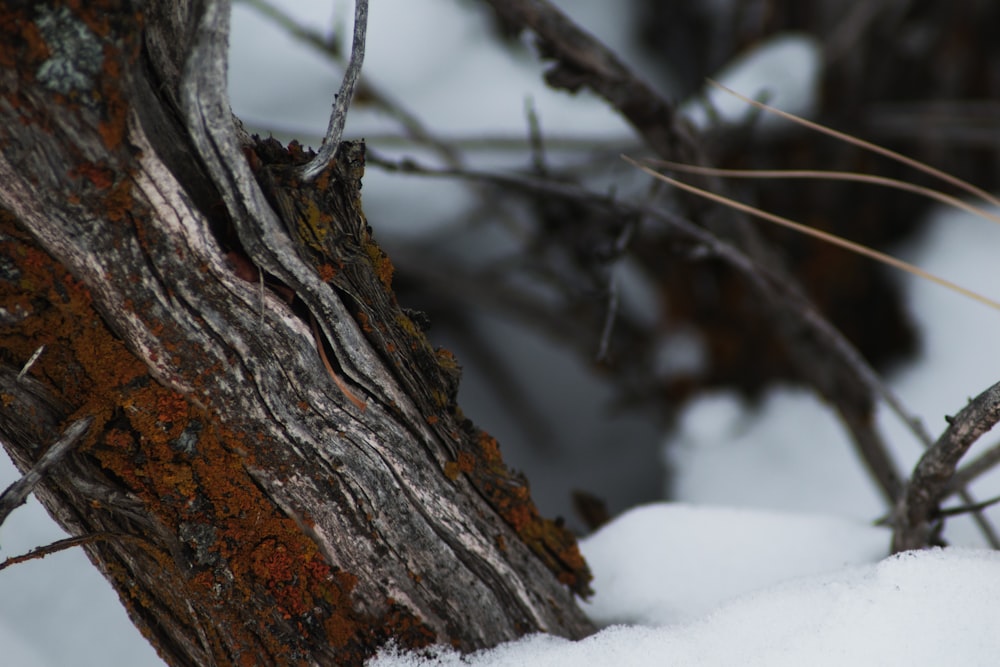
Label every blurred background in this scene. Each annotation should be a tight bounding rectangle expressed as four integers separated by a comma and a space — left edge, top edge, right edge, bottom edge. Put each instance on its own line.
224, 0, 1000, 525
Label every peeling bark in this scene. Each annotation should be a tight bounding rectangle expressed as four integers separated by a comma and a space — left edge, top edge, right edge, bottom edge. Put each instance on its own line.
0, 1, 593, 665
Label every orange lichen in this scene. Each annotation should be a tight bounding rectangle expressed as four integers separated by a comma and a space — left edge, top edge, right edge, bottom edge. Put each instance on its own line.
362, 238, 395, 291
71, 160, 115, 189
0, 209, 436, 662
451, 451, 475, 476
96, 42, 129, 151
435, 347, 460, 372
0, 7, 48, 72
460, 428, 593, 596
475, 432, 504, 466
317, 262, 338, 282
356, 310, 374, 334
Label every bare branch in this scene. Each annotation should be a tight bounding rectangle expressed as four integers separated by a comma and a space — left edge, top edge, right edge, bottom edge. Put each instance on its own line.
892, 381, 1000, 552
483, 0, 699, 162
240, 0, 464, 166
0, 417, 92, 531
0, 532, 130, 572
949, 439, 1000, 493
298, 0, 368, 181
370, 150, 914, 503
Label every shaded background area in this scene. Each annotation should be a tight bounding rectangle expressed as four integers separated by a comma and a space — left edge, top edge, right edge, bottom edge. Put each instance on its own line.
332, 0, 1000, 524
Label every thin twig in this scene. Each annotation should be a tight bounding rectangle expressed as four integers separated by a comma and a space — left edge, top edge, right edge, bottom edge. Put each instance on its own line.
240, 0, 465, 167
16, 344, 44, 381
298, 0, 368, 181
0, 531, 144, 572
0, 416, 92, 530
948, 438, 1000, 493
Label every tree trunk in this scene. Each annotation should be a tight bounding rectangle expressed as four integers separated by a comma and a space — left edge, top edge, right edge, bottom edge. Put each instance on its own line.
0, 1, 594, 665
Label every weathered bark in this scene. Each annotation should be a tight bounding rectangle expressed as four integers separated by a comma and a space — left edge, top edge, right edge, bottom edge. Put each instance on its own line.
892, 381, 1000, 553
0, 1, 593, 665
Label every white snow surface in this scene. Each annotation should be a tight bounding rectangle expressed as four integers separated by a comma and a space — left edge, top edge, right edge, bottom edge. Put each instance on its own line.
681, 32, 822, 130
4, 2, 1000, 666
372, 542, 1000, 667
578, 503, 889, 627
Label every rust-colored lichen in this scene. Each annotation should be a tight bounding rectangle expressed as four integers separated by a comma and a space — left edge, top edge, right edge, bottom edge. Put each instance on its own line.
70, 160, 115, 190
0, 111, 593, 660
463, 429, 593, 597
0, 7, 49, 73
362, 237, 395, 291
317, 262, 339, 282
443, 451, 476, 481
0, 206, 435, 663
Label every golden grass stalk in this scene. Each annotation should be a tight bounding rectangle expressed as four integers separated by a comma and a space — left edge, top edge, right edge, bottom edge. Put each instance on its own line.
706, 79, 1000, 210
624, 81, 1000, 312
638, 160, 1000, 228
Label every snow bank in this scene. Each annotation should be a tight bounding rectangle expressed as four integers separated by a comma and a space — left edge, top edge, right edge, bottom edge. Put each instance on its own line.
579, 502, 889, 626
372, 547, 1000, 667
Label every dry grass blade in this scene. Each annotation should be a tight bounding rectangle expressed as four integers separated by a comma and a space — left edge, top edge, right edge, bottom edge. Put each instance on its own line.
640, 159, 1000, 227
622, 155, 1000, 313
707, 79, 1000, 210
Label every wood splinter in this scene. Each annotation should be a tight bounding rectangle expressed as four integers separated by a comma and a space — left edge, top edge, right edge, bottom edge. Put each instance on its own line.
309, 313, 367, 411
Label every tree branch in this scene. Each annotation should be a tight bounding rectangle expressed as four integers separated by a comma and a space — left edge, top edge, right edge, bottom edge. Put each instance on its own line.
482, 0, 697, 161
298, 0, 369, 181
0, 416, 92, 532
892, 381, 1000, 552
0, 1, 595, 662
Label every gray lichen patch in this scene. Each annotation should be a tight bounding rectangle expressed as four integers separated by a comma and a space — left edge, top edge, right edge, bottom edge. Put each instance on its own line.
35, 6, 103, 96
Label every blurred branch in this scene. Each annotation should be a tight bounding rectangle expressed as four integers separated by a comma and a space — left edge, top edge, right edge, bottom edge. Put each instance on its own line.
237, 0, 344, 54
948, 439, 1000, 494
474, 2, 1000, 552
239, 0, 463, 165
371, 149, 909, 504
481, 0, 699, 162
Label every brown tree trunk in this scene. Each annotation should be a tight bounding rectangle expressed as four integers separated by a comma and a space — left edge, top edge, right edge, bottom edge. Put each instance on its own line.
0, 1, 594, 665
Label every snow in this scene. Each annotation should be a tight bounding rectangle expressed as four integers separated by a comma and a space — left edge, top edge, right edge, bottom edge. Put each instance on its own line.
578, 503, 889, 627
670, 388, 888, 519
4, 2, 1000, 666
681, 32, 822, 130
372, 547, 1000, 667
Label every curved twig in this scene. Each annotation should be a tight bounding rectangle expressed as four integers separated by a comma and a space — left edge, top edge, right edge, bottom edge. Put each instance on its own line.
298, 0, 368, 181
892, 381, 1000, 552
